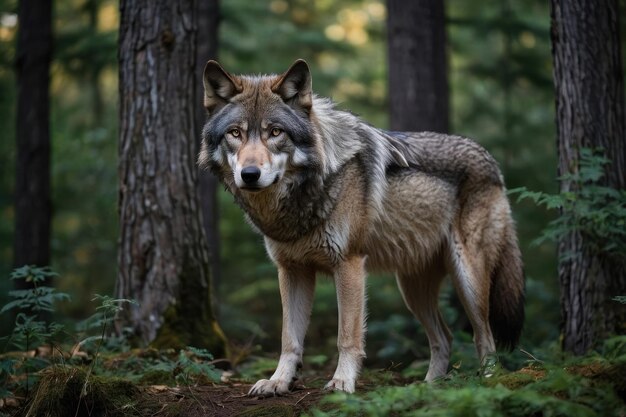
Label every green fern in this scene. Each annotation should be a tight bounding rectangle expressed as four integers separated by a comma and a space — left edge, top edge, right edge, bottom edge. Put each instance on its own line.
509, 148, 626, 259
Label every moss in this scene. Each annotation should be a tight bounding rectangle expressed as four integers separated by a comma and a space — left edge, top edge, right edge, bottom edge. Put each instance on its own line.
488, 371, 538, 389
233, 404, 296, 417
24, 365, 139, 417
484, 365, 545, 389
151, 257, 228, 358
594, 362, 626, 397
566, 360, 626, 398
360, 368, 403, 386
136, 369, 176, 386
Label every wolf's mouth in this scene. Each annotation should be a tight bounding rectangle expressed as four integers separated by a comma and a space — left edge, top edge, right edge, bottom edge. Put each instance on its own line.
240, 186, 263, 192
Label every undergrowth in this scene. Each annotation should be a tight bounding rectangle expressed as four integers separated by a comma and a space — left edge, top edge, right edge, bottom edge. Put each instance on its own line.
1, 264, 624, 416
0, 266, 221, 416
509, 147, 626, 260
308, 336, 626, 417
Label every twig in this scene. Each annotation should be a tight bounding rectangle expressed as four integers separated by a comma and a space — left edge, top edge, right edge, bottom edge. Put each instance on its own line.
295, 391, 312, 405
519, 348, 543, 363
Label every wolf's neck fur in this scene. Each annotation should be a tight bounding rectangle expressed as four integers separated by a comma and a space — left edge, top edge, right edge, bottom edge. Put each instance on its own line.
232, 168, 345, 242
226, 97, 404, 242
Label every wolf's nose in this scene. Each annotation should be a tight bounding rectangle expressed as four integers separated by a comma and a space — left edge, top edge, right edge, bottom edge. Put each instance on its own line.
241, 166, 261, 184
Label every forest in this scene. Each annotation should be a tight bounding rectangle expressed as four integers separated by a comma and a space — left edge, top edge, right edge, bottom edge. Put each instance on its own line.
0, 0, 625, 416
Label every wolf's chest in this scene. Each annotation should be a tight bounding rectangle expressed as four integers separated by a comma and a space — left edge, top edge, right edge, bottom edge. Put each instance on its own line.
263, 219, 352, 272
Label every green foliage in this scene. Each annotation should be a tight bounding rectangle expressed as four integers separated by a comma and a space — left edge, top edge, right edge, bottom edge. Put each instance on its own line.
308, 364, 624, 417
0, 267, 222, 413
2, 266, 68, 315
303, 337, 626, 416
147, 346, 221, 386
0, 267, 136, 401
510, 148, 626, 260
0, 266, 70, 398
95, 346, 222, 387
76, 294, 136, 353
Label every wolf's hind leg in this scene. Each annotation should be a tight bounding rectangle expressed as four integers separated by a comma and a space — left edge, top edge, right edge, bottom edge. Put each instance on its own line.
325, 256, 367, 393
448, 230, 496, 365
249, 266, 315, 397
396, 258, 452, 382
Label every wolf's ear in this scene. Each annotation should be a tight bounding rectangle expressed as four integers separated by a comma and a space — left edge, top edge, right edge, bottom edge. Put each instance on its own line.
272, 59, 312, 111
203, 60, 242, 115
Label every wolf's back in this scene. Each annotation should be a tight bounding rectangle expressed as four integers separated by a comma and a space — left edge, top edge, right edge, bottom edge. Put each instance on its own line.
385, 131, 503, 189
386, 131, 525, 350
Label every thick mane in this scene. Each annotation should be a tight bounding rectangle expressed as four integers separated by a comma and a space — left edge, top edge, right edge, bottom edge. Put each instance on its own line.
310, 96, 408, 215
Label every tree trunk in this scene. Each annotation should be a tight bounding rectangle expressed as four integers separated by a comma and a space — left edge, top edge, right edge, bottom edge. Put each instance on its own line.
387, 0, 449, 132
550, 0, 626, 354
195, 0, 221, 311
14, 0, 52, 270
117, 0, 225, 355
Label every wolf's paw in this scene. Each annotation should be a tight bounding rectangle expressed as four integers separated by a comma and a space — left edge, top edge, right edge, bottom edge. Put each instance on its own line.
248, 378, 291, 397
324, 378, 355, 393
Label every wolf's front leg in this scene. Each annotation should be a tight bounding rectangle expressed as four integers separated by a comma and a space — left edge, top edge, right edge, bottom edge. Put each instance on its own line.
325, 256, 367, 393
249, 265, 315, 397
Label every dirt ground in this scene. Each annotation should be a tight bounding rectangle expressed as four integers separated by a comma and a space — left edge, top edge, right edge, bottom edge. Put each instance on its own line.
137, 380, 330, 417
133, 370, 412, 416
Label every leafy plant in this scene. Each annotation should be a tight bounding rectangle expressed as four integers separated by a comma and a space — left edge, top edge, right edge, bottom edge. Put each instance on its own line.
2, 266, 69, 315
0, 266, 70, 398
174, 346, 221, 385
76, 294, 136, 354
0, 267, 140, 409
309, 362, 624, 417
612, 296, 626, 304
144, 346, 221, 386
509, 148, 626, 260
76, 295, 137, 408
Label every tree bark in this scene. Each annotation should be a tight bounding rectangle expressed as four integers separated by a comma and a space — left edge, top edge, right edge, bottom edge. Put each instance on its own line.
387, 0, 449, 132
550, 0, 626, 354
117, 0, 225, 355
195, 0, 221, 311
14, 0, 52, 270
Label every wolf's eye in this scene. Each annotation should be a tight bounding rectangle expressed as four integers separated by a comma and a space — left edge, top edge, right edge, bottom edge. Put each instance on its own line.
229, 128, 241, 138
270, 127, 282, 137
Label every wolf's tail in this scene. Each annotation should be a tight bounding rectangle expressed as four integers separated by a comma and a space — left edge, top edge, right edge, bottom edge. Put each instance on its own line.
489, 220, 525, 351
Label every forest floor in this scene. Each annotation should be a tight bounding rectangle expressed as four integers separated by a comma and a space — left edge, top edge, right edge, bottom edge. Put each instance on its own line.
0, 354, 626, 417
134, 380, 328, 416
2, 344, 625, 416
128, 367, 413, 416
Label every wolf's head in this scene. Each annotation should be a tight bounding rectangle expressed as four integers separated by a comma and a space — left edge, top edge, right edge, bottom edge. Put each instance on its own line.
199, 60, 321, 193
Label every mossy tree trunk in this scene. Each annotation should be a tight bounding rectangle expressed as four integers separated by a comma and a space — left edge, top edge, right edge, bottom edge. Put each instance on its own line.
117, 0, 225, 355
550, 0, 626, 354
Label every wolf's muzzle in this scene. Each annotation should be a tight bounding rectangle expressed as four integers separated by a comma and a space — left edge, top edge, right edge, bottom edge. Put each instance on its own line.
241, 166, 261, 184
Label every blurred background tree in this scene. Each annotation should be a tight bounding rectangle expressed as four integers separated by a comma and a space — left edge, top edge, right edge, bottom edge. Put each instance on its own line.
387, 0, 448, 132
13, 0, 52, 281
2, 0, 621, 368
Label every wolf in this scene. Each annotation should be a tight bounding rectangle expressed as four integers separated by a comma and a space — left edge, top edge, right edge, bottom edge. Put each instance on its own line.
198, 59, 525, 396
